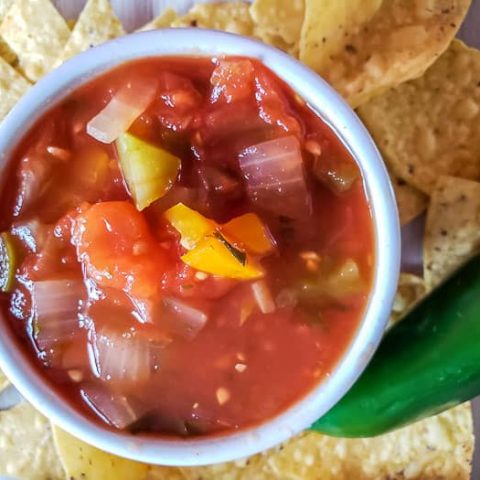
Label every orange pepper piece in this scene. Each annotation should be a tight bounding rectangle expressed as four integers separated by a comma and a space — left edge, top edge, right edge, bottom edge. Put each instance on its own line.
221, 213, 275, 256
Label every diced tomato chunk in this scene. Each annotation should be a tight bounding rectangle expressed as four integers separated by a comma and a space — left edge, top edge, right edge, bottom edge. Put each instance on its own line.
210, 59, 255, 104
254, 70, 302, 137
73, 201, 167, 298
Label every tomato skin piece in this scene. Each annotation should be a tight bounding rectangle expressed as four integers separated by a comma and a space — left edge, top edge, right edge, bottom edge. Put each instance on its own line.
210, 59, 255, 104
73, 201, 166, 298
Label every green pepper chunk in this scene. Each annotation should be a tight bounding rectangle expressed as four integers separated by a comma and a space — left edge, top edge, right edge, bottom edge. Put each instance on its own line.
312, 253, 480, 437
116, 132, 181, 211
0, 232, 17, 292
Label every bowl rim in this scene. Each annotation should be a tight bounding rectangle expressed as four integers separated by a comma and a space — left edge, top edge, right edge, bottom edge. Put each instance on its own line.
0, 28, 400, 466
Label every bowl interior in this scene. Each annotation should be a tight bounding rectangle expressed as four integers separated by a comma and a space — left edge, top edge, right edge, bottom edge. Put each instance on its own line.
0, 29, 400, 466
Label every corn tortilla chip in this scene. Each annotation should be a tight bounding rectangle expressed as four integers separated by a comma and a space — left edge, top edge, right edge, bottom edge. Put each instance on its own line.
51, 402, 473, 480
300, 0, 382, 79
0, 0, 12, 23
0, 34, 16, 65
424, 175, 480, 289
0, 402, 63, 479
305, 0, 470, 107
359, 40, 480, 194
250, 0, 304, 49
0, 55, 31, 121
137, 8, 179, 32
175, 403, 472, 480
171, 2, 255, 37
0, 0, 70, 81
55, 0, 125, 66
0, 369, 8, 391
389, 273, 427, 327
391, 171, 428, 225
53, 425, 186, 480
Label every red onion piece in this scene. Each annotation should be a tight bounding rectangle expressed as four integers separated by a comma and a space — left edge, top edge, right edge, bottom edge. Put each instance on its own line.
238, 136, 312, 220
81, 383, 146, 429
163, 297, 208, 340
32, 280, 86, 350
89, 328, 151, 384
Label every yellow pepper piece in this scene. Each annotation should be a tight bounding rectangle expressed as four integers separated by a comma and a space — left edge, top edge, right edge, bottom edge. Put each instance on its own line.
116, 133, 181, 211
164, 203, 216, 250
181, 235, 264, 280
221, 213, 275, 255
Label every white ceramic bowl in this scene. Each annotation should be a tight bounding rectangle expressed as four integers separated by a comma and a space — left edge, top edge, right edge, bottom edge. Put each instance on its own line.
0, 29, 400, 466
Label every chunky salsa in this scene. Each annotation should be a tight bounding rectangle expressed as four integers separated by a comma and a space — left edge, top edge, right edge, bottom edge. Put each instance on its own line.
0, 56, 374, 437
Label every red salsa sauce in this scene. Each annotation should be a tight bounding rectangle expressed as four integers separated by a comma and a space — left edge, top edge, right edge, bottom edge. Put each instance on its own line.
0, 56, 374, 437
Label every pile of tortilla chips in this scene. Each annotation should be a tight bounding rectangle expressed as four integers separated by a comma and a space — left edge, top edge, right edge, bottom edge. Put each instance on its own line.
0, 0, 478, 478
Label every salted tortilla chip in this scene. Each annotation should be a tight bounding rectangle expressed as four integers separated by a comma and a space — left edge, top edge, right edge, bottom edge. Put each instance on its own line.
304, 0, 470, 107
171, 2, 255, 36
424, 175, 480, 289
55, 0, 125, 66
137, 8, 178, 32
250, 0, 304, 50
0, 0, 12, 23
53, 426, 156, 480
0, 0, 70, 81
0, 34, 16, 65
300, 0, 381, 79
359, 40, 480, 194
176, 404, 472, 480
390, 171, 428, 226
0, 402, 64, 479
0, 56, 31, 121
389, 273, 427, 327
0, 368, 9, 391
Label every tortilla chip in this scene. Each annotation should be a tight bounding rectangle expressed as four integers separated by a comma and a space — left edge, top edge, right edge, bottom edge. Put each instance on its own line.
250, 0, 304, 50
424, 175, 480, 289
55, 0, 125, 66
391, 171, 428, 225
303, 0, 470, 107
389, 273, 427, 327
175, 403, 473, 480
0, 0, 70, 81
0, 55, 31, 121
300, 0, 381, 77
359, 40, 480, 194
0, 369, 9, 391
53, 425, 178, 480
0, 402, 64, 479
0, 34, 16, 65
171, 2, 255, 37
137, 8, 179, 32
0, 0, 12, 23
